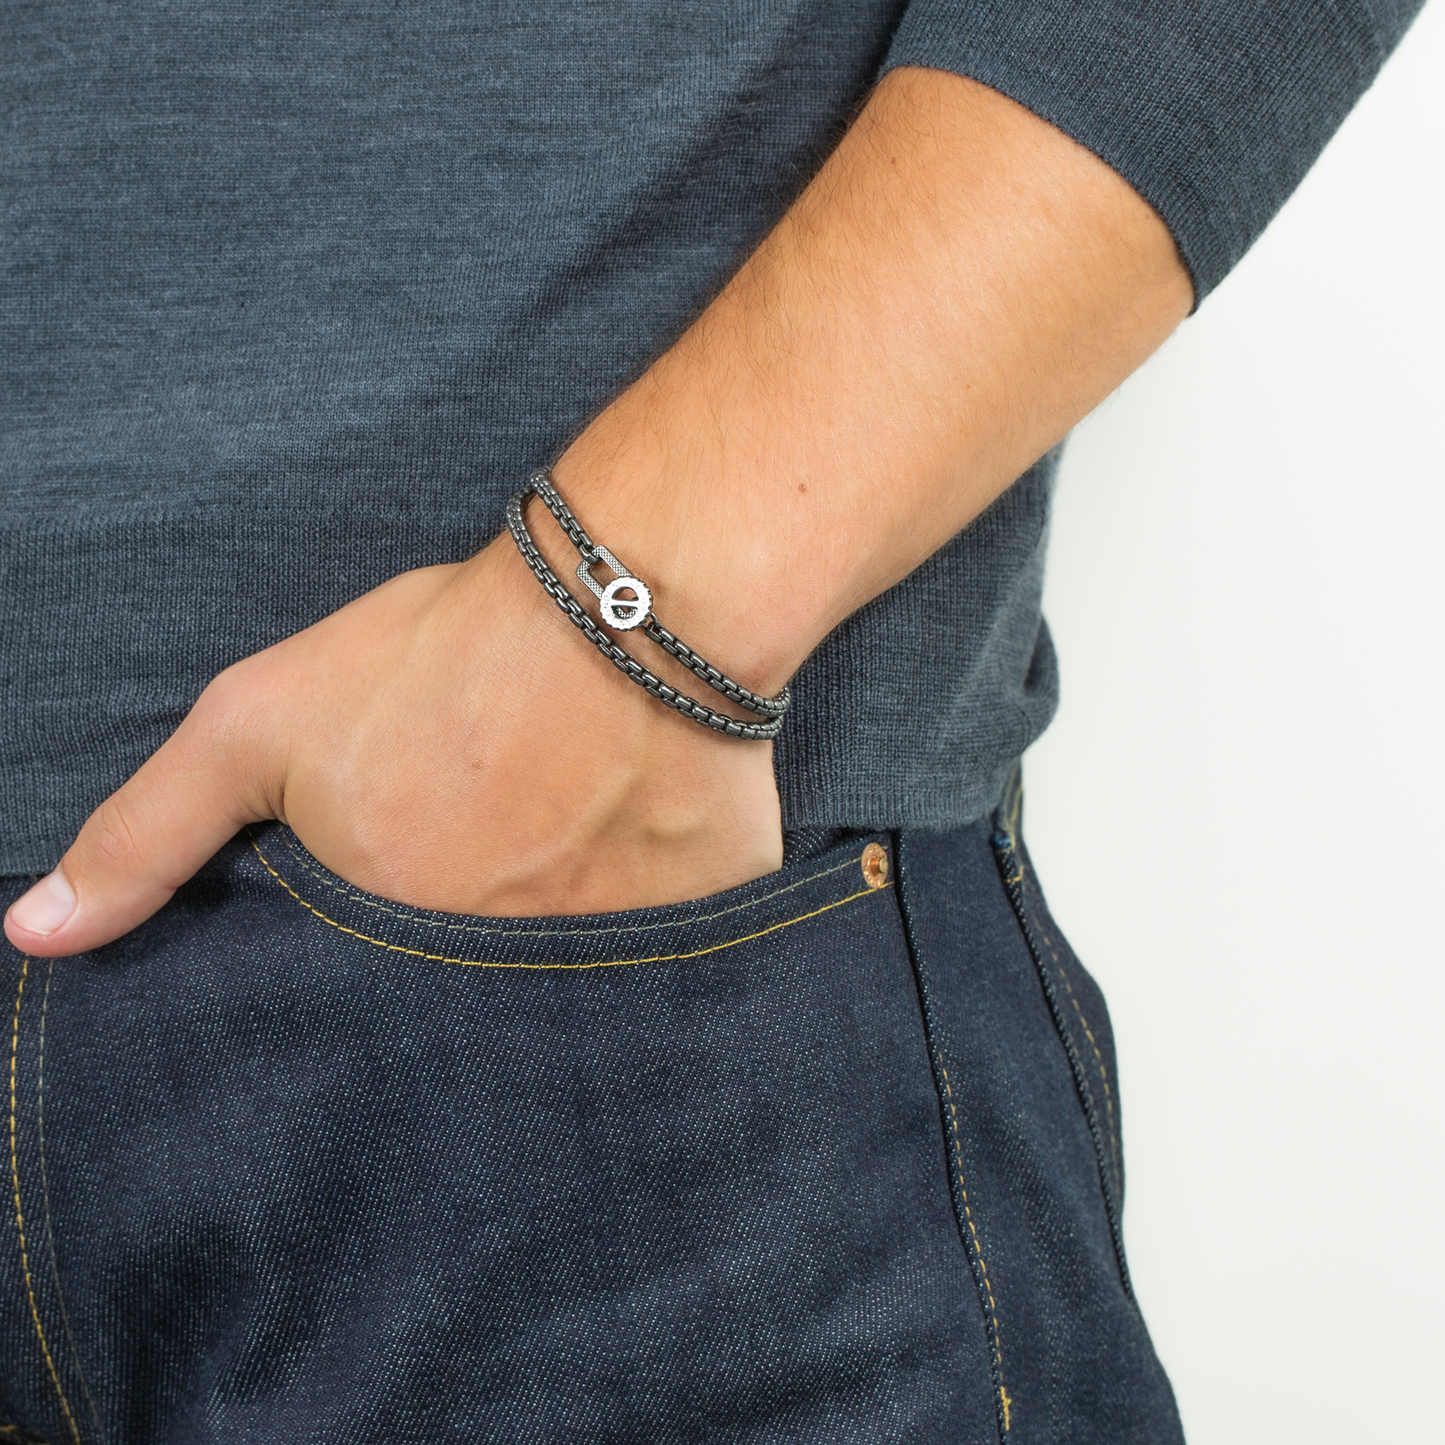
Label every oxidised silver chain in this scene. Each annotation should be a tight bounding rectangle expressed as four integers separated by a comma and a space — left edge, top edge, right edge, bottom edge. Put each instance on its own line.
506, 471, 792, 741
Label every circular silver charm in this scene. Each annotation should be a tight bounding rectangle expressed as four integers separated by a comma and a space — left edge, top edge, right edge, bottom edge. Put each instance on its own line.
598, 575, 652, 630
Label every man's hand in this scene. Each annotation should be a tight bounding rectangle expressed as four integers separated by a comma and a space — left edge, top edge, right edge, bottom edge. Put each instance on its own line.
3, 524, 786, 957
5, 67, 1191, 956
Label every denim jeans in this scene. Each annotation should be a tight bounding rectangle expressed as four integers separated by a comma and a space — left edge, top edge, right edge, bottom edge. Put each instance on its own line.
0, 778, 1182, 1443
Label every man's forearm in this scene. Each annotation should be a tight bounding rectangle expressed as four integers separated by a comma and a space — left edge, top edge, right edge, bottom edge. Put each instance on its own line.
546, 66, 1193, 695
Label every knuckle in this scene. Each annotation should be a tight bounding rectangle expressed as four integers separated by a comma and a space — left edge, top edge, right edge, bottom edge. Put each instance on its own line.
189, 659, 287, 814
195, 658, 254, 724
83, 796, 146, 874
193, 658, 273, 751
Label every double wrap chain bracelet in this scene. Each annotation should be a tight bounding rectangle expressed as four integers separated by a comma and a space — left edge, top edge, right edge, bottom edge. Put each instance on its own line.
506, 471, 792, 740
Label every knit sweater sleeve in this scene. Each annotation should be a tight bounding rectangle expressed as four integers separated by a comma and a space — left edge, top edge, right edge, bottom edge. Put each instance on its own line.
881, 0, 1427, 301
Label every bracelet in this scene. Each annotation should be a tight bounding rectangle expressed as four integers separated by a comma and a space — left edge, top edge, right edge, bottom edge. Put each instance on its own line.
506, 471, 792, 740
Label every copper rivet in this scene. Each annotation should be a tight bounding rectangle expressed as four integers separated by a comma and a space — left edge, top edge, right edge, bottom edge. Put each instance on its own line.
861, 842, 889, 889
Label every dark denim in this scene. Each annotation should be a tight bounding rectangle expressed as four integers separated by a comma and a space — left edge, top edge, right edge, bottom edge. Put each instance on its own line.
0, 786, 1182, 1443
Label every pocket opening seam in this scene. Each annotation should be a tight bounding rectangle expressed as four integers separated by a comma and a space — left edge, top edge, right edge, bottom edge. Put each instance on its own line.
258, 829, 863, 941
252, 838, 890, 968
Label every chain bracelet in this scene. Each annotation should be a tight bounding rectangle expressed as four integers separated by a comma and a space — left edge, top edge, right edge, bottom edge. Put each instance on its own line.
506, 471, 792, 741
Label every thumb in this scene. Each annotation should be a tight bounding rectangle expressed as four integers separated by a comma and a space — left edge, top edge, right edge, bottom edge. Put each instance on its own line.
4, 682, 275, 957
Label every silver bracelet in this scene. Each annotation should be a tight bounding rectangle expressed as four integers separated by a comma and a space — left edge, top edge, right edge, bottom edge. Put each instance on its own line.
506, 471, 792, 741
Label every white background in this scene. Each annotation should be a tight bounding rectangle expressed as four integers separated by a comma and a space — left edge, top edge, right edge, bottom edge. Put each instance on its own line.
1024, 6, 1444, 1441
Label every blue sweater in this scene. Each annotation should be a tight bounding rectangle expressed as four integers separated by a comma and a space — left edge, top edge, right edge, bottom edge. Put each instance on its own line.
0, 0, 1424, 874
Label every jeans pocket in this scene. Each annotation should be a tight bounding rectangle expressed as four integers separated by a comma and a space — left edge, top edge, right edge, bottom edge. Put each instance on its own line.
2, 826, 1004, 1444
243, 821, 883, 970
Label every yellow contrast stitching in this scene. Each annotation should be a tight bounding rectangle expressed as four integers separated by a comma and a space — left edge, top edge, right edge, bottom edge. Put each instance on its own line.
1001, 839, 1118, 1189
264, 831, 862, 941
938, 1060, 1009, 1431
1035, 920, 1119, 1184
254, 840, 887, 968
9, 959, 81, 1445
36, 966, 104, 1444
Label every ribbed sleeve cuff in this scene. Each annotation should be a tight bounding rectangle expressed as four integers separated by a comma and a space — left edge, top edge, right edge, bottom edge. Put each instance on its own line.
882, 0, 1423, 301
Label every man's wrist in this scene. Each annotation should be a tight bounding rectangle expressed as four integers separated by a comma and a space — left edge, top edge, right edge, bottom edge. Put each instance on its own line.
503, 471, 790, 740
548, 414, 824, 703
